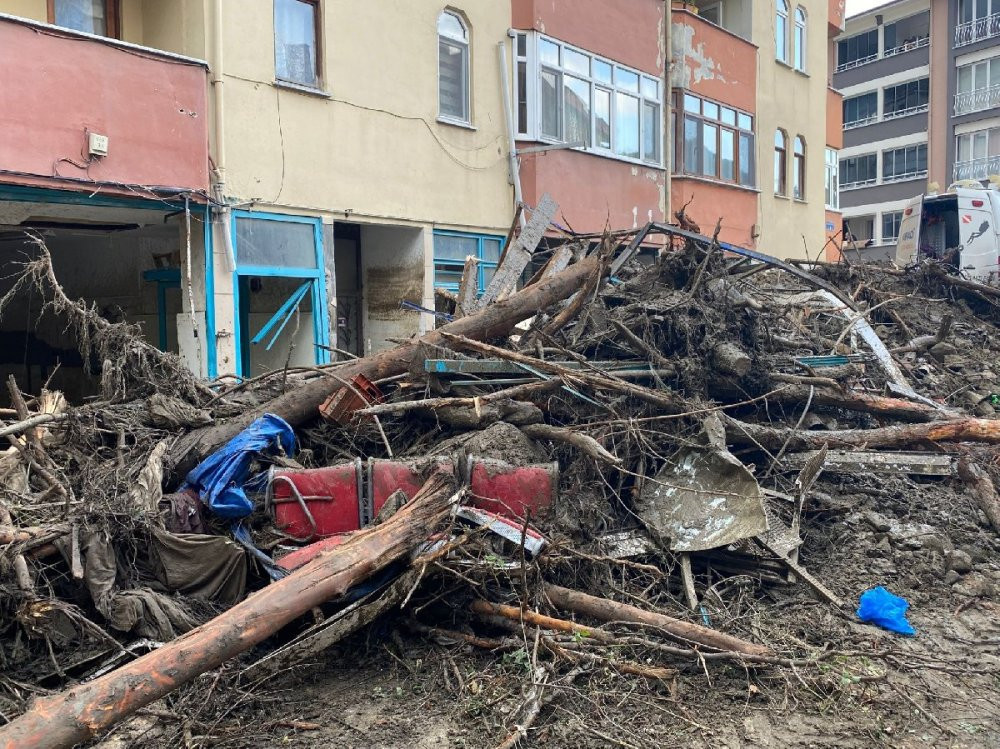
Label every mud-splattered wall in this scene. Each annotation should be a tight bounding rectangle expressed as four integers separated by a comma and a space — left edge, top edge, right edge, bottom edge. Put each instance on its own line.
360, 225, 425, 354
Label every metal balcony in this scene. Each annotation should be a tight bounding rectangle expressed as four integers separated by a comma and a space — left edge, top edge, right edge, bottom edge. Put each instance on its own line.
955, 13, 1000, 47
954, 154, 1000, 181
954, 84, 1000, 115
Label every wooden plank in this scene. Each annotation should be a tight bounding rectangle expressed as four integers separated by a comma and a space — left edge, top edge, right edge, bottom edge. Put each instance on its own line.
781, 450, 953, 476
454, 255, 479, 318
469, 193, 558, 312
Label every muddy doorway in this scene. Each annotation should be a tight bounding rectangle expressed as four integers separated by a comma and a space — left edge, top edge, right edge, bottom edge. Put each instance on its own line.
333, 222, 362, 357
237, 275, 321, 376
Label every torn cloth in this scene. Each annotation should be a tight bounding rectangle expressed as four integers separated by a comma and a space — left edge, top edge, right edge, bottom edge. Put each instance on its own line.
183, 413, 296, 518
149, 527, 247, 605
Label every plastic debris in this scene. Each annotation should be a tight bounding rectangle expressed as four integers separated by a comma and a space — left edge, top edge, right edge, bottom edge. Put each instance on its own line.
184, 413, 296, 518
856, 586, 915, 636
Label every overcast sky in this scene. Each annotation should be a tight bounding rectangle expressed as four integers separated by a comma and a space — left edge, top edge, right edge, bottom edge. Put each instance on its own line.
846, 0, 891, 18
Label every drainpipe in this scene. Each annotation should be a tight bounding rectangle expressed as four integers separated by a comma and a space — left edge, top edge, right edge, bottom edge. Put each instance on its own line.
663, 0, 671, 226
498, 40, 526, 228
211, 0, 235, 271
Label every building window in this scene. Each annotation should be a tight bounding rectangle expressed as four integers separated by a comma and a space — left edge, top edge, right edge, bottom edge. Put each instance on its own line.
954, 127, 1000, 181
433, 231, 502, 294
793, 8, 806, 71
883, 15, 930, 55
824, 148, 839, 209
839, 154, 877, 189
792, 136, 805, 199
836, 29, 878, 71
957, 0, 1000, 45
439, 11, 470, 123
516, 33, 661, 165
49, 0, 117, 37
843, 92, 878, 129
674, 93, 755, 187
955, 57, 1000, 115
774, 130, 787, 195
274, 0, 320, 87
882, 211, 903, 244
776, 0, 789, 63
844, 216, 875, 245
882, 144, 927, 182
883, 78, 929, 119
700, 2, 723, 25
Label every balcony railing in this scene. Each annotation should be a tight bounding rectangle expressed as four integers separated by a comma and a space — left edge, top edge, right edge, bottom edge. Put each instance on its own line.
954, 84, 1000, 115
882, 169, 927, 184
883, 104, 929, 121
955, 13, 1000, 47
954, 154, 1000, 181
835, 53, 879, 73
839, 178, 877, 191
844, 115, 878, 130
883, 36, 930, 57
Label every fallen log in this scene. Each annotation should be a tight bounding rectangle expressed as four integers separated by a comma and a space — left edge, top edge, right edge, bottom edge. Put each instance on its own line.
766, 385, 947, 423
542, 583, 771, 657
0, 471, 458, 749
723, 415, 1000, 451
520, 423, 621, 465
957, 456, 1000, 533
170, 251, 607, 479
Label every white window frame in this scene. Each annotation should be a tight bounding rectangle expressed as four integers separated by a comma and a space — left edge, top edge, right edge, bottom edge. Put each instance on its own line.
776, 0, 789, 64
793, 7, 807, 72
438, 10, 470, 126
512, 31, 663, 168
824, 148, 839, 210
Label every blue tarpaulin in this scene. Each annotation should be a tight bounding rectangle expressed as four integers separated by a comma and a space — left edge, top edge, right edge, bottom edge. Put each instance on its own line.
184, 413, 296, 519
857, 586, 916, 636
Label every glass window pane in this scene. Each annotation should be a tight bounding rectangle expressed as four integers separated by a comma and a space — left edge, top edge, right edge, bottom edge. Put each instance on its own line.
721, 107, 736, 126
275, 0, 318, 86
439, 40, 467, 120
992, 60, 1000, 88
702, 123, 718, 177
434, 265, 464, 289
517, 61, 528, 134
539, 38, 560, 65
516, 33, 527, 58
594, 59, 613, 84
642, 101, 660, 162
975, 131, 988, 158
614, 93, 640, 158
958, 134, 971, 162
958, 66, 973, 94
540, 69, 561, 139
564, 75, 591, 147
236, 217, 317, 268
564, 48, 590, 75
434, 234, 478, 261
438, 11, 466, 40
684, 116, 700, 173
595, 88, 612, 149
975, 62, 989, 90
54, 0, 106, 34
641, 76, 659, 99
739, 132, 754, 186
616, 68, 640, 92
776, 15, 787, 62
482, 239, 502, 263
703, 101, 720, 120
684, 94, 701, 113
721, 128, 735, 180
737, 112, 752, 130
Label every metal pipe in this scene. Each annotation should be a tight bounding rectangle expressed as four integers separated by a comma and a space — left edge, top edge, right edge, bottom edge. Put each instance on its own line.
497, 41, 526, 229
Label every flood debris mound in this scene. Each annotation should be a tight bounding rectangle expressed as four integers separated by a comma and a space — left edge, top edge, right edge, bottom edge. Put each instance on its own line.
2, 213, 1000, 747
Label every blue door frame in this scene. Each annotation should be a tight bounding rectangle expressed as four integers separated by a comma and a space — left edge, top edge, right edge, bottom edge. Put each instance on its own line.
229, 210, 331, 378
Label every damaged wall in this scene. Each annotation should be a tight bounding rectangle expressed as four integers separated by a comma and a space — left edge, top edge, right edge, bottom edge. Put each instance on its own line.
360, 225, 426, 355
670, 11, 757, 113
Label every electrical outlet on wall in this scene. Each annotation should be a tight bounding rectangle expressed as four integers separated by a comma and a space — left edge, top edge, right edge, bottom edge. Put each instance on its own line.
88, 132, 109, 157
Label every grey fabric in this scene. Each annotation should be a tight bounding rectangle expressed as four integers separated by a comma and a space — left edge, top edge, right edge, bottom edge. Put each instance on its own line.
148, 527, 247, 606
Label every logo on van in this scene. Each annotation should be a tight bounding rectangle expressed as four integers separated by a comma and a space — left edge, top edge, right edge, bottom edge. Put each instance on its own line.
902, 229, 915, 241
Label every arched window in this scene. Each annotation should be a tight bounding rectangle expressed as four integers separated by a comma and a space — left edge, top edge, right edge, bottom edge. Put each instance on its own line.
793, 136, 806, 199
774, 129, 787, 195
776, 0, 789, 63
438, 10, 469, 123
793, 8, 807, 71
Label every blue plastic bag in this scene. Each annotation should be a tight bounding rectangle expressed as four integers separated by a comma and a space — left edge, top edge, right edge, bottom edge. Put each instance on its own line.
856, 586, 915, 636
183, 413, 296, 519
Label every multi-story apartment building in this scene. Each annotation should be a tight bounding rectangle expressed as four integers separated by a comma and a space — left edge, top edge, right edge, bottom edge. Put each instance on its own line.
832, 0, 931, 259
0, 0, 840, 398
669, 0, 844, 256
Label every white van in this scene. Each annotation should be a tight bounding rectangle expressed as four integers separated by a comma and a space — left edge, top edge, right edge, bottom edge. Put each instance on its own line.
895, 183, 1000, 283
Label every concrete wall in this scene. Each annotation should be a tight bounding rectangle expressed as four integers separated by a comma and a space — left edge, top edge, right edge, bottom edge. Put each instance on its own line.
671, 10, 758, 112
512, 0, 664, 75
753, 0, 831, 257
360, 224, 428, 355
0, 16, 210, 194
216, 1, 512, 235
671, 177, 759, 247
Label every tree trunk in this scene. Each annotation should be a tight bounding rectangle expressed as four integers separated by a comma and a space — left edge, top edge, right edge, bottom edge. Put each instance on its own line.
723, 414, 1000, 451
766, 385, 948, 423
170, 253, 605, 480
957, 456, 1000, 533
0, 471, 457, 749
542, 583, 771, 657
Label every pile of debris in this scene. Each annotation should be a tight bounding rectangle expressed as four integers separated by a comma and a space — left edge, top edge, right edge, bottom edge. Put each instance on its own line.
2, 208, 1000, 748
